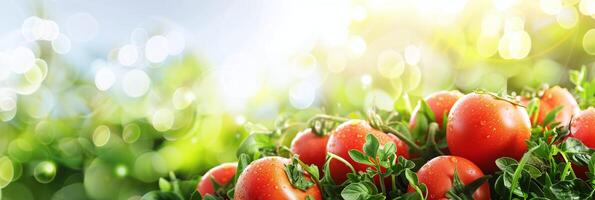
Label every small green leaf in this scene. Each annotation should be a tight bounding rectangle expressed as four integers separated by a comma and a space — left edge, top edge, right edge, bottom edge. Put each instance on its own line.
364, 134, 379, 158
542, 106, 563, 127
341, 181, 381, 200
495, 157, 518, 172
304, 164, 320, 181
349, 150, 373, 165
382, 142, 396, 159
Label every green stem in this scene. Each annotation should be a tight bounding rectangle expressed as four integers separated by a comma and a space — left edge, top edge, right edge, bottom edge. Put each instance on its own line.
391, 175, 397, 192
379, 125, 423, 152
375, 159, 387, 195
327, 152, 357, 174
426, 123, 443, 156
559, 151, 577, 180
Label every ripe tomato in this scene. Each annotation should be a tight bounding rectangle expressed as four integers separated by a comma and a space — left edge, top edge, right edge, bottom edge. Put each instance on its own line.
326, 120, 409, 184
197, 162, 237, 197
409, 90, 463, 130
408, 156, 490, 200
570, 108, 595, 147
290, 128, 329, 170
234, 156, 322, 200
569, 108, 595, 178
520, 86, 579, 126
447, 93, 531, 172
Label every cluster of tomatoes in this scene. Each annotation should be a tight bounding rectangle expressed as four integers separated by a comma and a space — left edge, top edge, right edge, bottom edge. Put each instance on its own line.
194, 84, 595, 200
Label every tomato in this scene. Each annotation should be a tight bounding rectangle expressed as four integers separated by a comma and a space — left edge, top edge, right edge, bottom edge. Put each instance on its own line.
326, 120, 409, 184
569, 108, 595, 179
408, 156, 490, 200
234, 156, 322, 200
447, 93, 531, 172
409, 90, 463, 130
290, 128, 329, 170
520, 86, 579, 126
197, 162, 237, 197
570, 108, 595, 147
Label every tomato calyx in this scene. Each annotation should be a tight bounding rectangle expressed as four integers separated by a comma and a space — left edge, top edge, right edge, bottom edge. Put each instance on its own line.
474, 89, 525, 108
307, 114, 348, 136
444, 170, 491, 200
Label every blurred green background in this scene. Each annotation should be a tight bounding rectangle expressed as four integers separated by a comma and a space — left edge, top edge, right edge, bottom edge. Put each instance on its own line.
1, 0, 595, 199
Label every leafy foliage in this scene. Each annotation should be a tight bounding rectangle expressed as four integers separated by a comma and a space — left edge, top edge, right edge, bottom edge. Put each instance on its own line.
570, 66, 595, 109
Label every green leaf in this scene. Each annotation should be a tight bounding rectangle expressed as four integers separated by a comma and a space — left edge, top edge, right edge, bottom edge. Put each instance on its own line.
550, 179, 592, 200
380, 142, 396, 161
588, 152, 595, 181
495, 157, 518, 172
236, 133, 276, 158
284, 157, 314, 191
526, 98, 540, 126
542, 106, 563, 127
392, 156, 415, 176
405, 169, 426, 199
349, 150, 373, 165
420, 100, 436, 122
304, 164, 320, 181
364, 134, 379, 158
560, 138, 595, 166
234, 154, 252, 184
445, 170, 490, 200
341, 181, 382, 200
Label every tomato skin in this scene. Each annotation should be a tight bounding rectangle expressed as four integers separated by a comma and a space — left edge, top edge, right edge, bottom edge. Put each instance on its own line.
233, 156, 322, 200
290, 128, 329, 170
569, 108, 595, 179
326, 120, 409, 184
408, 156, 490, 200
447, 93, 531, 172
409, 90, 464, 130
520, 86, 579, 126
570, 108, 595, 148
197, 163, 237, 197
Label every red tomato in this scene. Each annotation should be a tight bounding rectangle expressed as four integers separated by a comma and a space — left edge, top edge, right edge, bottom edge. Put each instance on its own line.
409, 90, 464, 130
447, 93, 531, 172
408, 156, 490, 200
570, 108, 595, 147
326, 120, 409, 184
197, 162, 237, 197
234, 156, 322, 200
569, 108, 595, 179
520, 86, 579, 126
290, 128, 329, 170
